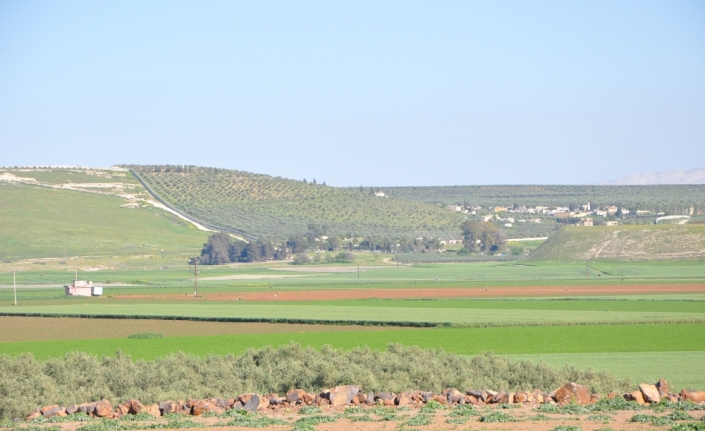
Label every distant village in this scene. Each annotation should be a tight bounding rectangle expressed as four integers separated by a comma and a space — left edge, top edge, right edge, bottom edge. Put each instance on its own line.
444, 202, 694, 228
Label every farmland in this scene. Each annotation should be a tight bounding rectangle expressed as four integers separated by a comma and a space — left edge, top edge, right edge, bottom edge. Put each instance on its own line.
2, 167, 705, 423
129, 166, 466, 240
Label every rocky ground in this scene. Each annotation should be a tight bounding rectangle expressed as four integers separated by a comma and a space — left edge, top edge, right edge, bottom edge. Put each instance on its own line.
12, 380, 705, 431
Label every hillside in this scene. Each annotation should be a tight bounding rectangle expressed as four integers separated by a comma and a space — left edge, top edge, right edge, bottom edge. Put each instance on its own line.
129, 166, 466, 240
381, 185, 705, 214
527, 225, 705, 262
0, 168, 208, 262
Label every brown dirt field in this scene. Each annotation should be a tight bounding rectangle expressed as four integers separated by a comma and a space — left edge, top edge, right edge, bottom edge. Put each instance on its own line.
0, 316, 403, 342
116, 283, 705, 302
37, 407, 705, 431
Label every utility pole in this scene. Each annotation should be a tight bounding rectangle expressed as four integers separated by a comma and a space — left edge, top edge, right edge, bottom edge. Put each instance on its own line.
13, 269, 17, 306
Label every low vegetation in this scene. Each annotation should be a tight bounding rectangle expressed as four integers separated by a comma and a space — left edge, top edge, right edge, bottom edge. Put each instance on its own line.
528, 225, 705, 262
0, 343, 629, 420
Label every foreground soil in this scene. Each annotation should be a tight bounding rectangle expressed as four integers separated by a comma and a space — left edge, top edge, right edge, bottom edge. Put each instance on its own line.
0, 316, 402, 342
19, 406, 705, 431
116, 283, 705, 301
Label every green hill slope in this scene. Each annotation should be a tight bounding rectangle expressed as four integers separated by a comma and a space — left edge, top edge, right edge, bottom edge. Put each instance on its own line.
0, 173, 208, 261
528, 225, 705, 262
129, 166, 466, 240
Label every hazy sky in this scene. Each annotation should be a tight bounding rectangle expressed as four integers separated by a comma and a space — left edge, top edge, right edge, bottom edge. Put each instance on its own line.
1, 1, 703, 186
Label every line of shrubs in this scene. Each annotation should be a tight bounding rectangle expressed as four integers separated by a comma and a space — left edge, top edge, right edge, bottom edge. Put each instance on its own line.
0, 343, 630, 420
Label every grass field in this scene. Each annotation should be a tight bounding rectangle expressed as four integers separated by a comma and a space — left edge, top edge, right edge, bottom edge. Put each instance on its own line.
1, 323, 703, 389
507, 351, 705, 391
0, 182, 207, 261
4, 260, 705, 287
529, 224, 705, 262
3, 301, 704, 326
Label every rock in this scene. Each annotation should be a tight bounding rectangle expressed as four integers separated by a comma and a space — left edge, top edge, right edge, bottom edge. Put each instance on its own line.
40, 405, 59, 415
432, 395, 447, 405
395, 393, 411, 406
286, 389, 305, 404
78, 402, 97, 415
514, 393, 528, 403
465, 395, 479, 405
466, 390, 487, 402
493, 392, 508, 404
159, 401, 178, 415
26, 410, 42, 421
94, 400, 112, 417
680, 390, 705, 404
656, 379, 669, 397
375, 392, 395, 403
606, 392, 617, 399
552, 383, 592, 405
145, 404, 160, 417
639, 384, 660, 404
116, 404, 130, 416
356, 392, 367, 404
241, 394, 269, 412
43, 407, 66, 418
65, 405, 79, 415
590, 394, 601, 404
302, 393, 316, 405
445, 389, 464, 404
129, 400, 145, 414
327, 385, 361, 406
625, 391, 646, 405
507, 392, 516, 404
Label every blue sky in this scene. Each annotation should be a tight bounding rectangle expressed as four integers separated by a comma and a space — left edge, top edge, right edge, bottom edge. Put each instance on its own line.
1, 0, 703, 185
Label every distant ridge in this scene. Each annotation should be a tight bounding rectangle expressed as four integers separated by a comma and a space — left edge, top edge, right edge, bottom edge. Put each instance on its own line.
600, 167, 705, 185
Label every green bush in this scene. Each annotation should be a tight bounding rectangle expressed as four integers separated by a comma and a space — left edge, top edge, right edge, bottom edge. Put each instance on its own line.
0, 343, 629, 420
126, 333, 164, 339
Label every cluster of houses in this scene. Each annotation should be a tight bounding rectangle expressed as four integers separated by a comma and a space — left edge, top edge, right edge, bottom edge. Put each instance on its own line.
447, 202, 676, 228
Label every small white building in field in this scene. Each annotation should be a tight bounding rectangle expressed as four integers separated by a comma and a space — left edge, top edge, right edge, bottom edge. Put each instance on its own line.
65, 280, 103, 297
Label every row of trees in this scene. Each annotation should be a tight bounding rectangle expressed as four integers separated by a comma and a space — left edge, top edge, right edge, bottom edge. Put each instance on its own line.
199, 232, 285, 264
198, 221, 509, 265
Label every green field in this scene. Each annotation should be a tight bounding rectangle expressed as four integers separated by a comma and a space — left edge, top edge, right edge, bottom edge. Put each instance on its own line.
4, 259, 705, 286
0, 182, 208, 261
1, 323, 703, 389
3, 300, 705, 326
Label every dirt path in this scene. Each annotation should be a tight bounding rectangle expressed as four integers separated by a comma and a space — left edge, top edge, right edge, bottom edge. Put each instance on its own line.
38, 407, 705, 431
116, 283, 705, 301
